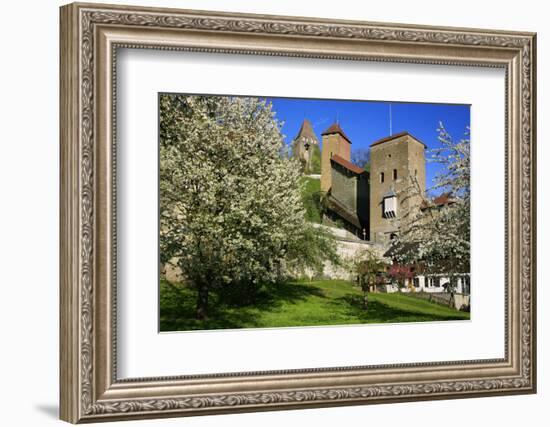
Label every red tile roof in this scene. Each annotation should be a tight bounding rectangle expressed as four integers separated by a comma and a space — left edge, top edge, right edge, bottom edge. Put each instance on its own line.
321, 123, 352, 144
370, 131, 427, 148
420, 192, 455, 210
331, 155, 366, 175
433, 192, 453, 206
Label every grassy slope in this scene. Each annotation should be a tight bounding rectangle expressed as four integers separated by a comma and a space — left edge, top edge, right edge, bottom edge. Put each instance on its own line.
160, 279, 469, 331
308, 144, 321, 174
300, 176, 322, 223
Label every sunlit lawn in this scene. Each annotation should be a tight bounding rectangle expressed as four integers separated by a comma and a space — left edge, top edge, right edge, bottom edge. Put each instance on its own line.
160, 278, 469, 332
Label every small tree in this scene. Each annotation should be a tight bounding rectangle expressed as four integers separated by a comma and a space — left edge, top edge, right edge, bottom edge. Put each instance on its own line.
387, 263, 415, 291
353, 249, 387, 309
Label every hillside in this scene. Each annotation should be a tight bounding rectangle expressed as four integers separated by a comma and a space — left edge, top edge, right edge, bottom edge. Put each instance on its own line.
307, 144, 321, 174
160, 279, 469, 331
300, 175, 322, 223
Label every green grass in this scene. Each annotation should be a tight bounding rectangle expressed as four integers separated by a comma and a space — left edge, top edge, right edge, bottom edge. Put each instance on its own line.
300, 176, 322, 223
307, 144, 321, 174
160, 279, 469, 332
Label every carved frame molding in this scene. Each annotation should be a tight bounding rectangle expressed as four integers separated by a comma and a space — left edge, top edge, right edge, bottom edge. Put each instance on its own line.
60, 2, 536, 423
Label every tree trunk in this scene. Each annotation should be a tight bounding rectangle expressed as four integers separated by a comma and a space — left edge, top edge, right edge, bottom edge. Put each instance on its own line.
363, 282, 369, 310
195, 283, 209, 320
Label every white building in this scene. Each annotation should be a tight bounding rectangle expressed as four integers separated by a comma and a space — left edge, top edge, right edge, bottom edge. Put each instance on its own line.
412, 274, 470, 295
380, 273, 470, 311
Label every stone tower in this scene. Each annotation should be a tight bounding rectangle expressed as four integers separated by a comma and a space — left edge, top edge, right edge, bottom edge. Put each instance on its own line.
292, 119, 320, 173
320, 123, 352, 193
369, 132, 426, 244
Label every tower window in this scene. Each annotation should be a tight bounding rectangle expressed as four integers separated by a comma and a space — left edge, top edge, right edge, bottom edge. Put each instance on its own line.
380, 172, 384, 183
393, 169, 397, 180
415, 169, 417, 176
383, 194, 397, 218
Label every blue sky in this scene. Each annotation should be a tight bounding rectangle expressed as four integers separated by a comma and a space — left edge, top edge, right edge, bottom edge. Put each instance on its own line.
266, 97, 470, 191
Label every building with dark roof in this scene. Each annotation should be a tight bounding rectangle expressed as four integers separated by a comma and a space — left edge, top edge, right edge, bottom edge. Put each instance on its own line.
320, 122, 352, 193
326, 155, 370, 238
321, 122, 353, 144
420, 191, 455, 211
318, 121, 369, 239
293, 119, 432, 244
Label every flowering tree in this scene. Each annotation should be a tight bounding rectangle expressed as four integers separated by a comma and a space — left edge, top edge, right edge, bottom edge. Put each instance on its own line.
387, 263, 415, 291
159, 94, 338, 319
390, 123, 470, 275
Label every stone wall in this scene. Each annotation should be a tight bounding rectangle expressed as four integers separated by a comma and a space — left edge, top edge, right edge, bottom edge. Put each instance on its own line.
331, 164, 357, 211
310, 224, 388, 280
162, 225, 387, 284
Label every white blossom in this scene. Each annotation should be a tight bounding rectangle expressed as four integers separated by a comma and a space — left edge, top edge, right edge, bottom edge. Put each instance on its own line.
390, 123, 470, 275
159, 95, 338, 317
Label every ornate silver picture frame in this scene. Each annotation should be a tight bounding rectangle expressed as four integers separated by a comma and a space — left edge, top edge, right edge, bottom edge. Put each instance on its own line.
60, 2, 536, 423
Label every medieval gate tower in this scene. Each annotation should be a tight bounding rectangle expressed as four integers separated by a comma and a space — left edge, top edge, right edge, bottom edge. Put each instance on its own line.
369, 132, 426, 244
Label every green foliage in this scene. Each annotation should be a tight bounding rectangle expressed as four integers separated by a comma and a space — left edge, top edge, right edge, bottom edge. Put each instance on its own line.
285, 224, 341, 279
354, 250, 388, 291
160, 278, 469, 331
300, 176, 322, 223
351, 249, 389, 308
308, 144, 321, 174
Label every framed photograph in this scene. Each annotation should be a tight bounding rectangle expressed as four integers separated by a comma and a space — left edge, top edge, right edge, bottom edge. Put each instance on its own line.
60, 2, 537, 423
